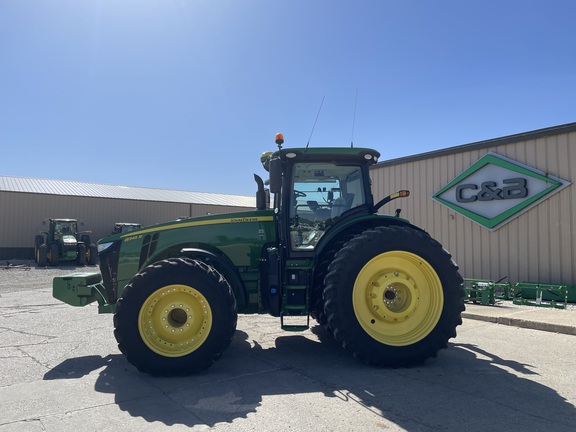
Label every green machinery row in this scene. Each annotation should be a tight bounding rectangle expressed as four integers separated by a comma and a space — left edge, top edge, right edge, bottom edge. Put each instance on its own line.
463, 279, 575, 309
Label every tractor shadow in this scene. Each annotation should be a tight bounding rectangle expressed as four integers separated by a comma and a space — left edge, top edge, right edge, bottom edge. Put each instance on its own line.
45, 327, 576, 430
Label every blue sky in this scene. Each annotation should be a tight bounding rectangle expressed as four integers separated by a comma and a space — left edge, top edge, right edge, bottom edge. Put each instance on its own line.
1, 0, 575, 196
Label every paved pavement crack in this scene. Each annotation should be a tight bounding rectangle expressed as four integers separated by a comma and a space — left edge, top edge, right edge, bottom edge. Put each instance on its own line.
0, 418, 46, 430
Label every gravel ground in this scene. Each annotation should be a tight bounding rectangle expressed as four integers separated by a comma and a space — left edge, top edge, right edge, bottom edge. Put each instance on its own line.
0, 260, 100, 294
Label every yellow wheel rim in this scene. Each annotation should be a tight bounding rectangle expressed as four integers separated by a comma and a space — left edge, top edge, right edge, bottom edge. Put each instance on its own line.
353, 251, 444, 346
138, 284, 212, 357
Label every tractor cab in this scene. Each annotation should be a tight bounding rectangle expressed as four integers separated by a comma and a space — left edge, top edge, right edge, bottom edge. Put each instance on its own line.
52, 219, 78, 240
49, 219, 80, 261
259, 134, 383, 329
262, 134, 380, 256
112, 222, 142, 235
285, 162, 369, 251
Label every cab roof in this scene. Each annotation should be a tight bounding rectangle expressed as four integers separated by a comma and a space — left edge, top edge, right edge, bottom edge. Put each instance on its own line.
272, 147, 381, 164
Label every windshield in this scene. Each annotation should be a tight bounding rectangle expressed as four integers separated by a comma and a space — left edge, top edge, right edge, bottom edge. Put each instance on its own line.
54, 221, 77, 236
289, 163, 365, 251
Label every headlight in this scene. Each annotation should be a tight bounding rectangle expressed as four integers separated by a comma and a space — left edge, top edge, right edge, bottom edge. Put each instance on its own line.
98, 242, 115, 253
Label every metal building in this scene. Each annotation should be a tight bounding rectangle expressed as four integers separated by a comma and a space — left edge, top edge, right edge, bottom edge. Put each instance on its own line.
0, 178, 255, 260
370, 122, 576, 286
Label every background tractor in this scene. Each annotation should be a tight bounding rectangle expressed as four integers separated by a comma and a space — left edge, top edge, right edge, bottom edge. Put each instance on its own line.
53, 134, 465, 376
111, 222, 142, 235
35, 218, 98, 267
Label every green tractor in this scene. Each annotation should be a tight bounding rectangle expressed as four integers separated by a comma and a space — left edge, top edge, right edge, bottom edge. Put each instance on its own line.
35, 218, 98, 267
53, 135, 464, 376
111, 222, 142, 235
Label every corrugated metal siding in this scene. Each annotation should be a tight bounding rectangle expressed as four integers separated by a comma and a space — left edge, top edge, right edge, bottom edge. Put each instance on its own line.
0, 191, 254, 252
371, 131, 576, 285
0, 176, 257, 257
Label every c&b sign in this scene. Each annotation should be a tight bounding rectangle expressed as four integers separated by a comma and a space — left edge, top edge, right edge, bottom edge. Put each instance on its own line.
433, 153, 570, 230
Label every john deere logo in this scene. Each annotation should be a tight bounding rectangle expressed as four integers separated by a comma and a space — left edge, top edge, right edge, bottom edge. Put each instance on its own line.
433, 152, 570, 230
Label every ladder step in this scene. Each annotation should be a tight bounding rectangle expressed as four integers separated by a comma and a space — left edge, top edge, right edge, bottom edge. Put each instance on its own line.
281, 325, 309, 332
281, 314, 309, 331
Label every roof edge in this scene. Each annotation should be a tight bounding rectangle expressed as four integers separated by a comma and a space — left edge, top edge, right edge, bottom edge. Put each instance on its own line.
372, 121, 576, 169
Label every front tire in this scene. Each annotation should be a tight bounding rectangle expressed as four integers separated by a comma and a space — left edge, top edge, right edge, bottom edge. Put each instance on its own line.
114, 258, 237, 376
323, 226, 464, 367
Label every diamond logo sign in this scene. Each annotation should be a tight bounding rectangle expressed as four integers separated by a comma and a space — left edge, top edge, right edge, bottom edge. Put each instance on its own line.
433, 152, 571, 230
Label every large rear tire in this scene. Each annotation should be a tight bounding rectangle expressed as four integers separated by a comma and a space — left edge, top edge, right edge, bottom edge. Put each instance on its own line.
76, 244, 87, 266
48, 243, 59, 267
37, 244, 47, 267
34, 235, 44, 262
323, 226, 464, 367
311, 231, 360, 328
87, 244, 98, 265
114, 258, 237, 376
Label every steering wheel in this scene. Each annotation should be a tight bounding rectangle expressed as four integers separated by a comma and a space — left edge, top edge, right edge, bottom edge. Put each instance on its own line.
293, 190, 307, 198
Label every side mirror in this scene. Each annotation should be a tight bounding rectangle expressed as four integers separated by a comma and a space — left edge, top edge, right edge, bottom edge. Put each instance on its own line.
269, 157, 282, 194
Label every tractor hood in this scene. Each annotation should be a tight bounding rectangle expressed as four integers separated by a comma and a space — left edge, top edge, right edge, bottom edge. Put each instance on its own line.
98, 211, 274, 245
95, 209, 277, 305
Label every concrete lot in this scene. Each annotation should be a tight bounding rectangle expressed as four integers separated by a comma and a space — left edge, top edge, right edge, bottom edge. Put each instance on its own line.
1, 266, 575, 431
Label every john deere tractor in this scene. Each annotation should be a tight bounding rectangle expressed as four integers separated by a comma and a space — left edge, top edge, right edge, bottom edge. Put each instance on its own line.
35, 219, 98, 267
53, 135, 464, 376
111, 222, 142, 235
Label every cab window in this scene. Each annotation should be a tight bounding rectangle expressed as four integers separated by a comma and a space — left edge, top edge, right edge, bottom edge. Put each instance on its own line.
289, 163, 365, 251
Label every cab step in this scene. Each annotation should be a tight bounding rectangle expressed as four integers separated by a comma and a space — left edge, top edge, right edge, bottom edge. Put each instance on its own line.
281, 314, 310, 331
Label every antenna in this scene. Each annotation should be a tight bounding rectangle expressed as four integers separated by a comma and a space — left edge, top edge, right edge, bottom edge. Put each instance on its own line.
305, 95, 325, 149
350, 88, 358, 148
